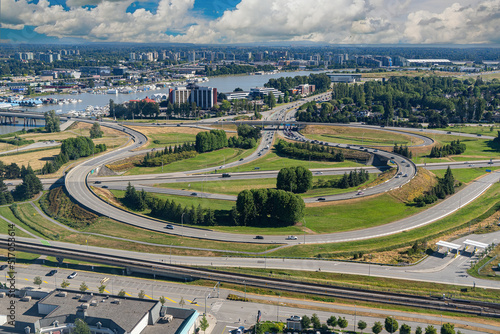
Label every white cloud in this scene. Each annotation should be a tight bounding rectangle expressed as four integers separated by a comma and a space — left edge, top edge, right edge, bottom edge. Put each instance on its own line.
404, 1, 500, 44
1, 0, 499, 44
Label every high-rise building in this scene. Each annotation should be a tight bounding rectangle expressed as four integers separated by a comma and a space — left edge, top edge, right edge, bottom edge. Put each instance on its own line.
169, 84, 217, 109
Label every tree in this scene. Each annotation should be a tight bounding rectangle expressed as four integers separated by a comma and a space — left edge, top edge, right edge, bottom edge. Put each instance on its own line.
159, 296, 166, 305
337, 317, 348, 330
441, 323, 455, 334
179, 296, 186, 308
358, 320, 367, 333
301, 315, 311, 329
89, 122, 103, 139
61, 280, 70, 288
138, 290, 146, 299
79, 282, 89, 292
415, 326, 423, 334
400, 324, 411, 334
425, 325, 437, 334
326, 316, 337, 328
44, 110, 60, 133
385, 316, 399, 333
33, 276, 42, 289
118, 289, 126, 297
311, 313, 321, 329
372, 321, 383, 334
98, 284, 106, 293
73, 319, 91, 334
267, 92, 276, 109
199, 314, 209, 333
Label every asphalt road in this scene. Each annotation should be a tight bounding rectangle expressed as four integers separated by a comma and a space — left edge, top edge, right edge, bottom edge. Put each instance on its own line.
63, 104, 500, 244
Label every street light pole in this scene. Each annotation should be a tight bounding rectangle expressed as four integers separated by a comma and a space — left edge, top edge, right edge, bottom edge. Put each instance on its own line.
181, 213, 185, 237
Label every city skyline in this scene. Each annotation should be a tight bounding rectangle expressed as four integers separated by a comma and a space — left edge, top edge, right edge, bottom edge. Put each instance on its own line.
1, 0, 500, 45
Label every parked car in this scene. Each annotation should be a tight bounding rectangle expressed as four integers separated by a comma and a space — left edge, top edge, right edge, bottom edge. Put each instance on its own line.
68, 272, 78, 279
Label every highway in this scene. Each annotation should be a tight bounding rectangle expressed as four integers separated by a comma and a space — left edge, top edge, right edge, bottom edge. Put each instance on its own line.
60, 98, 500, 244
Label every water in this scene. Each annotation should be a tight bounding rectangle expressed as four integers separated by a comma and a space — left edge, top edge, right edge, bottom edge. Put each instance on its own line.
23, 70, 328, 115
0, 124, 44, 136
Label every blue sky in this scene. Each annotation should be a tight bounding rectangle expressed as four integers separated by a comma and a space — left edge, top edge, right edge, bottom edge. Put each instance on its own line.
1, 0, 499, 45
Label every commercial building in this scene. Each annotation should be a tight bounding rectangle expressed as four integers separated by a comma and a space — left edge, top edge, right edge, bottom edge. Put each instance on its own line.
249, 87, 284, 99
326, 73, 362, 83
0, 289, 199, 334
169, 84, 217, 109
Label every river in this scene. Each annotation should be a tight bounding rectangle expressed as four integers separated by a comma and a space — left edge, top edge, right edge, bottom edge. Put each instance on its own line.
22, 70, 328, 115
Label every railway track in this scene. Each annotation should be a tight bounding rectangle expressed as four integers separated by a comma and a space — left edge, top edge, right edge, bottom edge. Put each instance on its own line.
2, 239, 499, 318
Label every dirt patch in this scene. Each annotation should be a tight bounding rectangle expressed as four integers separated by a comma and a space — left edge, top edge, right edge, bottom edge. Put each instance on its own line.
128, 125, 208, 136
390, 168, 437, 203
305, 192, 384, 208
106, 155, 144, 172
92, 187, 126, 209
0, 148, 60, 170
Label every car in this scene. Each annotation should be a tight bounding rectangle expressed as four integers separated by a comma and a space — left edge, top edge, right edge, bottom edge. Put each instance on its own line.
102, 185, 108, 189
68, 272, 78, 279
374, 149, 378, 152
46, 269, 58, 276
239, 158, 244, 161
165, 224, 174, 229
288, 315, 302, 321
0, 265, 7, 270
191, 192, 198, 196
469, 164, 474, 167
222, 173, 231, 178
94, 181, 101, 184
403, 173, 408, 177
477, 134, 482, 137
254, 236, 264, 239
395, 175, 400, 178
447, 131, 452, 134
316, 171, 323, 175
390, 156, 395, 160
286, 235, 298, 240
488, 161, 494, 164
254, 167, 260, 170
406, 164, 410, 167
317, 198, 326, 201
176, 124, 181, 127
401, 160, 405, 163
398, 171, 403, 175
357, 191, 364, 195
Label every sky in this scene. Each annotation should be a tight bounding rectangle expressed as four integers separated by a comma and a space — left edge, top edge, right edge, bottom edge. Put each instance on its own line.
1, 0, 500, 45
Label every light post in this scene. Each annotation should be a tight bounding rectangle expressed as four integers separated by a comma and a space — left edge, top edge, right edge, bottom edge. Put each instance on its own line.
181, 212, 185, 237
277, 292, 281, 321
353, 304, 356, 332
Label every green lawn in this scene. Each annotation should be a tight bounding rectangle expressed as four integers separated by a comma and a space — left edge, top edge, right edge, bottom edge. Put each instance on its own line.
300, 125, 419, 147
413, 133, 500, 163
222, 151, 365, 173
304, 194, 424, 234
155, 173, 377, 198
0, 214, 33, 238
125, 147, 256, 175
432, 167, 500, 184
437, 124, 500, 136
145, 133, 197, 149
110, 190, 234, 211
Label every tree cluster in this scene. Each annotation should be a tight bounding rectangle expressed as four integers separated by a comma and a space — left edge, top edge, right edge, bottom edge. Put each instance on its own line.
393, 144, 413, 159
265, 73, 331, 93
195, 129, 228, 153
275, 140, 345, 162
237, 124, 261, 141
142, 143, 197, 167
276, 166, 313, 193
123, 183, 219, 226
234, 188, 305, 227
12, 165, 43, 201
0, 162, 23, 179
0, 180, 14, 205
429, 140, 466, 158
44, 110, 60, 133
89, 122, 103, 139
314, 169, 370, 189
42, 137, 106, 174
414, 167, 455, 207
